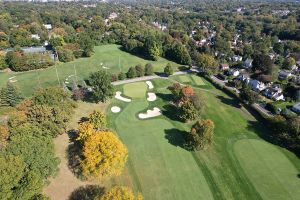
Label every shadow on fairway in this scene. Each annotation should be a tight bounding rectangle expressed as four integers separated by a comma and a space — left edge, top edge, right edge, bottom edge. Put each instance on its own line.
69, 185, 105, 200
164, 128, 192, 151
156, 92, 173, 102
216, 95, 241, 109
161, 104, 183, 122
67, 129, 85, 180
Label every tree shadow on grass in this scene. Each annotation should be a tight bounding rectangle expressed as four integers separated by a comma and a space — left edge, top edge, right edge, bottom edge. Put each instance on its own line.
67, 129, 85, 180
156, 92, 173, 102
161, 104, 183, 122
216, 95, 241, 109
164, 128, 192, 151
69, 185, 105, 200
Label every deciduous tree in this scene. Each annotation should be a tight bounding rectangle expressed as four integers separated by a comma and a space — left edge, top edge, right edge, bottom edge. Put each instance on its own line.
89, 70, 114, 103
99, 186, 143, 200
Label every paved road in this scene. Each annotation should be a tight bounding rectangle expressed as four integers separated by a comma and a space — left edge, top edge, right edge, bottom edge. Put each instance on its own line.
112, 70, 190, 86
211, 75, 274, 118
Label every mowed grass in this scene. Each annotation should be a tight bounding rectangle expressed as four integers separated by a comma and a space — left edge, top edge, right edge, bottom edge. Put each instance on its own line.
107, 76, 300, 200
123, 82, 147, 99
0, 44, 181, 97
234, 139, 300, 200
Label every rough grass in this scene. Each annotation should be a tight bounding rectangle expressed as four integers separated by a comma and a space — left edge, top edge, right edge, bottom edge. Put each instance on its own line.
0, 44, 180, 97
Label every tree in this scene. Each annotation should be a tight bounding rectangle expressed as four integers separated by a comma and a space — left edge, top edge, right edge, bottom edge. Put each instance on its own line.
1, 82, 23, 107
144, 63, 154, 76
89, 111, 107, 130
0, 125, 9, 149
81, 131, 128, 178
0, 52, 7, 70
187, 119, 215, 150
98, 186, 143, 200
252, 54, 273, 74
89, 70, 114, 103
144, 39, 160, 61
49, 37, 63, 48
240, 85, 259, 104
164, 63, 174, 76
127, 67, 137, 79
135, 64, 144, 77
57, 47, 75, 62
195, 53, 217, 75
76, 121, 96, 141
0, 155, 26, 200
282, 57, 296, 70
118, 72, 126, 80
273, 42, 284, 55
165, 42, 192, 65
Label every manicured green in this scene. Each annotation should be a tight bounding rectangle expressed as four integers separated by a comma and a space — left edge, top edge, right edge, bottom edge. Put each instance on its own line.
191, 75, 205, 86
107, 75, 300, 200
0, 44, 180, 97
234, 139, 300, 200
123, 82, 147, 99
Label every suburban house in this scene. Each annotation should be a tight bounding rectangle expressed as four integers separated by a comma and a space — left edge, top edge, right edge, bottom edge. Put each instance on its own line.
232, 55, 243, 62
263, 85, 285, 101
31, 34, 40, 40
43, 24, 52, 30
248, 79, 266, 92
278, 70, 292, 80
220, 63, 229, 71
243, 58, 253, 69
236, 74, 249, 81
228, 69, 240, 77
292, 102, 300, 114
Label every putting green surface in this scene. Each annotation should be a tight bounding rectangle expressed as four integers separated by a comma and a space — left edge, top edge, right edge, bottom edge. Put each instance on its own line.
191, 75, 205, 85
123, 82, 147, 98
107, 77, 300, 200
234, 139, 300, 200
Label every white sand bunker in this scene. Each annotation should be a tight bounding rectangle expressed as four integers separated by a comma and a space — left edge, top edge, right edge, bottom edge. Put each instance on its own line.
147, 93, 157, 102
146, 81, 154, 89
111, 106, 121, 113
138, 107, 161, 119
115, 91, 131, 102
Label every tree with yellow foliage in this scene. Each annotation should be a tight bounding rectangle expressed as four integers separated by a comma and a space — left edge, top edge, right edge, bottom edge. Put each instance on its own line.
76, 121, 95, 141
81, 131, 128, 178
89, 111, 107, 130
98, 186, 143, 200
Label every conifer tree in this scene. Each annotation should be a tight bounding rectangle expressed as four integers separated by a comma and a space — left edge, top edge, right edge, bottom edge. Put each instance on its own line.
6, 82, 23, 106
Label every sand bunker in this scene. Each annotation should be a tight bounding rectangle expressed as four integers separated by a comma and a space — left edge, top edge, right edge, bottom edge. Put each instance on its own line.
147, 93, 157, 102
138, 107, 161, 119
146, 81, 154, 89
111, 106, 121, 113
115, 91, 131, 102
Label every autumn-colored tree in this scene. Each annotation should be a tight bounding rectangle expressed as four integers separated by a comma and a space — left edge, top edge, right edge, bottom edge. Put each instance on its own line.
81, 131, 128, 178
0, 125, 9, 149
187, 119, 215, 150
98, 186, 143, 200
76, 121, 95, 141
89, 111, 107, 130
181, 86, 195, 99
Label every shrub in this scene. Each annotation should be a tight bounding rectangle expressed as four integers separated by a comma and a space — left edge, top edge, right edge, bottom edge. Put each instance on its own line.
164, 63, 174, 76
135, 64, 144, 77
118, 72, 126, 80
57, 47, 75, 62
127, 67, 137, 79
145, 63, 154, 76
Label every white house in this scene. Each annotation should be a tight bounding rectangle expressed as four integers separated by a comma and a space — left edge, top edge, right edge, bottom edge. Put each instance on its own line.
228, 69, 240, 77
244, 58, 253, 69
31, 34, 40, 40
263, 85, 284, 101
43, 24, 52, 30
292, 102, 300, 114
232, 55, 243, 62
248, 79, 266, 91
220, 63, 229, 71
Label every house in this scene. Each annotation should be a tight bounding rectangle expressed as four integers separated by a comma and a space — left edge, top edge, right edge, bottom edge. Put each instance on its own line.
228, 69, 240, 77
31, 34, 40, 40
232, 55, 243, 62
278, 70, 292, 80
43, 24, 52, 30
248, 79, 266, 91
220, 63, 229, 71
292, 102, 300, 114
292, 76, 300, 84
236, 74, 249, 81
108, 12, 118, 20
269, 53, 276, 60
243, 58, 253, 69
263, 85, 284, 101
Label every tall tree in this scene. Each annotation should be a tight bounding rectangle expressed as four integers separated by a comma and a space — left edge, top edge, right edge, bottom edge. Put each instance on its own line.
89, 70, 114, 103
99, 186, 143, 200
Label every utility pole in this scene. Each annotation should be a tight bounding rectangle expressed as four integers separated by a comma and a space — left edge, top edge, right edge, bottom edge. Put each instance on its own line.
73, 64, 77, 82
55, 63, 61, 86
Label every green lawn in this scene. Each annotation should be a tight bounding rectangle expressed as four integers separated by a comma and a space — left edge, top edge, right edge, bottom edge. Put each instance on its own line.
107, 76, 300, 200
0, 44, 181, 97
123, 82, 147, 99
